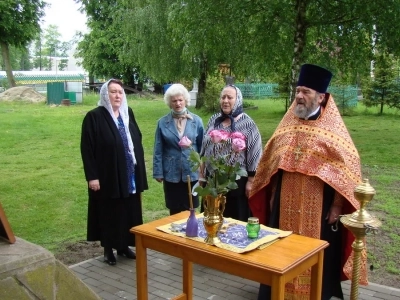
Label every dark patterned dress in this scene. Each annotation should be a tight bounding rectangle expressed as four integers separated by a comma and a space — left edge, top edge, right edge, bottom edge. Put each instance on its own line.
117, 115, 136, 194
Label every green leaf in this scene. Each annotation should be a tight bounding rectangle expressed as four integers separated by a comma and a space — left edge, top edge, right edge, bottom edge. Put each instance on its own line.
195, 186, 218, 197
236, 168, 248, 177
194, 185, 204, 193
227, 170, 237, 180
216, 173, 228, 184
227, 182, 238, 190
189, 150, 201, 164
191, 165, 199, 172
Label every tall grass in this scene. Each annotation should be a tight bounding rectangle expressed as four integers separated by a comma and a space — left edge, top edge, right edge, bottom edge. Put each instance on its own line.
0, 94, 399, 279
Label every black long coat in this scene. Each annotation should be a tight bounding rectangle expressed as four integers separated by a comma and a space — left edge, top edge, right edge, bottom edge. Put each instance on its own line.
81, 106, 148, 247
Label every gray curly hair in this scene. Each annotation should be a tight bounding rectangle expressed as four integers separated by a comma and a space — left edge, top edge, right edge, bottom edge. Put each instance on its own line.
163, 83, 191, 108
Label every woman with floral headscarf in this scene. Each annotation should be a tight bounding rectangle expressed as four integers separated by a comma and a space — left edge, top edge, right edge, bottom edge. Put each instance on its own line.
200, 85, 262, 222
80, 79, 148, 266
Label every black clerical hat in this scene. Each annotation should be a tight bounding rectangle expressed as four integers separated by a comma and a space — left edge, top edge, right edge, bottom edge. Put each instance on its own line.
297, 64, 333, 93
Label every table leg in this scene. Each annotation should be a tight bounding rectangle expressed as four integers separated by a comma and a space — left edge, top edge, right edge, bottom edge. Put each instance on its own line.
271, 275, 285, 300
310, 250, 324, 300
182, 260, 193, 299
136, 235, 148, 300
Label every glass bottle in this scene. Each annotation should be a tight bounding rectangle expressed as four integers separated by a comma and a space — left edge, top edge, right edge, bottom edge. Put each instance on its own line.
185, 208, 198, 237
246, 217, 260, 239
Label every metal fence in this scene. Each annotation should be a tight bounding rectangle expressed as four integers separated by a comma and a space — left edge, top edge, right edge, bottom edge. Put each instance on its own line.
0, 71, 84, 92
235, 83, 279, 99
235, 83, 359, 108
328, 85, 359, 108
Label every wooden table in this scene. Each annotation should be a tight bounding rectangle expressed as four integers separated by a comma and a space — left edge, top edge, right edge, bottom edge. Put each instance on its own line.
130, 212, 328, 300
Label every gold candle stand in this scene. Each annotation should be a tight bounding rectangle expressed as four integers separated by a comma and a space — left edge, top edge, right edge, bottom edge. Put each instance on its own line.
340, 179, 381, 300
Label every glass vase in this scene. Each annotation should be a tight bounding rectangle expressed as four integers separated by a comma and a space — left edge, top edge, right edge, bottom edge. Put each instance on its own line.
185, 208, 198, 237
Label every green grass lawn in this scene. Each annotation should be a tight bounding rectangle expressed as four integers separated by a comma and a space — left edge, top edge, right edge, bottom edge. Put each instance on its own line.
0, 93, 399, 279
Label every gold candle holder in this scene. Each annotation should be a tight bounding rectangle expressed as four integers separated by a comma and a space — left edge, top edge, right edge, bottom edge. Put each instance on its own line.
340, 178, 381, 300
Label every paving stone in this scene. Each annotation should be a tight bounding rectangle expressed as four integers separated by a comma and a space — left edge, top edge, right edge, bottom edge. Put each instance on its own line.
83, 277, 103, 287
70, 251, 400, 300
392, 290, 400, 297
72, 265, 90, 275
97, 290, 120, 300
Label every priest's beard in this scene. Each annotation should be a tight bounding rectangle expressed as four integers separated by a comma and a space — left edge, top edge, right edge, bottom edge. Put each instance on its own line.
294, 94, 320, 119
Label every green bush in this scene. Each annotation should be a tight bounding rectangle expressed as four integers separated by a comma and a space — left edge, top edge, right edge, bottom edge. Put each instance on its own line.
0, 78, 9, 90
202, 72, 225, 113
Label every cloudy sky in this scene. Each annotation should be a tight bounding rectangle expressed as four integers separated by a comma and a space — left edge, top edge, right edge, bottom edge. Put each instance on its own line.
41, 0, 88, 42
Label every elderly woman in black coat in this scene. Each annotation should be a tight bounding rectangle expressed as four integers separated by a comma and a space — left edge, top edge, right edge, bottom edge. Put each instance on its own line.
80, 79, 148, 265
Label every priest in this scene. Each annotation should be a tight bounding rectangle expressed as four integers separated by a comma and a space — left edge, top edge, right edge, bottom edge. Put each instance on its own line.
249, 64, 367, 300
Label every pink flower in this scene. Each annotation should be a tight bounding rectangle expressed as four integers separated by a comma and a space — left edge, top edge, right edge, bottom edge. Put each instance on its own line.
209, 130, 229, 143
230, 131, 246, 141
220, 131, 230, 141
232, 138, 246, 152
178, 136, 192, 148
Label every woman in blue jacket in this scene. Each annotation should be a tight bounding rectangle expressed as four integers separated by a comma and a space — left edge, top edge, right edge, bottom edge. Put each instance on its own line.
153, 83, 204, 215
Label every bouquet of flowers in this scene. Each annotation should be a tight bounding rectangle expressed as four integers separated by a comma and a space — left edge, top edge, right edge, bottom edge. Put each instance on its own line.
179, 129, 247, 197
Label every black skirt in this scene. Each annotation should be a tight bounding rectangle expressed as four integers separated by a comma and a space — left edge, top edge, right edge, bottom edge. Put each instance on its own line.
87, 191, 143, 249
163, 180, 199, 212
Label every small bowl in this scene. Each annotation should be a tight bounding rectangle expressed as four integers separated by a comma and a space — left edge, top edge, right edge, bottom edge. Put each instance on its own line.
170, 223, 181, 232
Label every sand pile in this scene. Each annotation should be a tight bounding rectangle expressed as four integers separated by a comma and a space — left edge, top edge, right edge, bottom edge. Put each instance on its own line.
0, 86, 46, 103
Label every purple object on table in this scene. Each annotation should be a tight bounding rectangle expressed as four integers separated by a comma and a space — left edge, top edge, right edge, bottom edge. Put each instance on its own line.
185, 208, 198, 237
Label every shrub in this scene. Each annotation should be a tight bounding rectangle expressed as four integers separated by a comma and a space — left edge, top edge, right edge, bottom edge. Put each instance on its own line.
202, 72, 225, 113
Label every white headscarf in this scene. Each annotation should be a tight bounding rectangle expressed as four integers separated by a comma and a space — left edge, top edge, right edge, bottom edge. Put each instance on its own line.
98, 79, 137, 165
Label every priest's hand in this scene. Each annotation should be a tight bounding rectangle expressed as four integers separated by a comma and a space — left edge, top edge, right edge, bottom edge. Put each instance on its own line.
327, 205, 342, 224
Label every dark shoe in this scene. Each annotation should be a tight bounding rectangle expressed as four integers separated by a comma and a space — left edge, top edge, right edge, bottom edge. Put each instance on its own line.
117, 247, 136, 259
104, 248, 116, 265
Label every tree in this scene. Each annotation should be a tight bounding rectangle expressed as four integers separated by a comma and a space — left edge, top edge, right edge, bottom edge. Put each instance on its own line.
166, 0, 400, 104
116, 0, 400, 105
43, 25, 59, 69
31, 25, 73, 71
16, 47, 33, 70
0, 45, 32, 71
119, 0, 255, 103
120, 0, 195, 83
75, 0, 137, 84
41, 25, 70, 71
0, 0, 46, 87
363, 51, 400, 114
31, 33, 45, 70
57, 42, 71, 71
166, 0, 251, 104
74, 0, 400, 107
